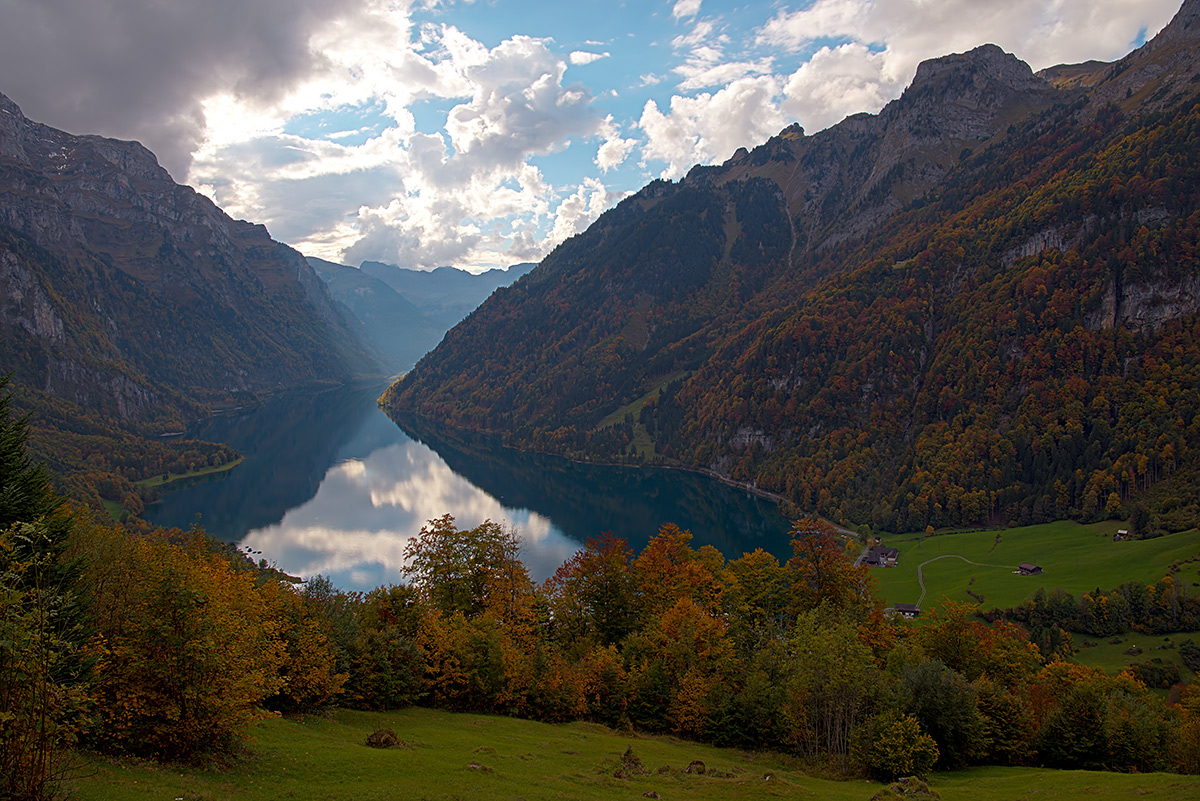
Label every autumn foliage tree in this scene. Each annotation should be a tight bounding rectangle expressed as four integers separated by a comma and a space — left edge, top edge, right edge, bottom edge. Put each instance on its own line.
785, 517, 872, 619
542, 532, 637, 652
85, 528, 287, 760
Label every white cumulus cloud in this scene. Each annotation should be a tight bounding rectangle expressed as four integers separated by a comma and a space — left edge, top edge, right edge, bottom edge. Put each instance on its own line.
570, 50, 610, 65
191, 19, 605, 270
595, 115, 638, 172
781, 43, 904, 133
672, 0, 703, 21
638, 76, 787, 179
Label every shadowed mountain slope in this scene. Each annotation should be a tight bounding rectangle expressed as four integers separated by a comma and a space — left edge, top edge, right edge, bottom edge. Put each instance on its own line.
0, 93, 380, 504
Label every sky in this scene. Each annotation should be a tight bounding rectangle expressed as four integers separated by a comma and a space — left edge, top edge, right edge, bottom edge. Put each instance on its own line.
0, 0, 1181, 272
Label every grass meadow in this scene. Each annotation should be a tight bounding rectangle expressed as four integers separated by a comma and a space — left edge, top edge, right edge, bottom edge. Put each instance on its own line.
1072, 631, 1200, 685
65, 707, 1200, 801
870, 521, 1200, 613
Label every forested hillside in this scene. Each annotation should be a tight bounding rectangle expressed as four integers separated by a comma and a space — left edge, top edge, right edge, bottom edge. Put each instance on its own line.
385, 0, 1200, 534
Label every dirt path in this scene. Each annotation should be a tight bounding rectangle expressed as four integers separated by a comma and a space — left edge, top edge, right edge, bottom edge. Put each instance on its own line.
915, 554, 1017, 607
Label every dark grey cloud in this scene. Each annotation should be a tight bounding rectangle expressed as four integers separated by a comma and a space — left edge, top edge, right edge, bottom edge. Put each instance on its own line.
0, 0, 362, 179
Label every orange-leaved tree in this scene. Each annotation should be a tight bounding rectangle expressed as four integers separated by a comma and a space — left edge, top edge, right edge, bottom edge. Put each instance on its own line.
86, 528, 285, 760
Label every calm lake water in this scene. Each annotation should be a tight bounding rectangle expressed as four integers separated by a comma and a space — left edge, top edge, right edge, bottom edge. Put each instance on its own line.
145, 383, 794, 591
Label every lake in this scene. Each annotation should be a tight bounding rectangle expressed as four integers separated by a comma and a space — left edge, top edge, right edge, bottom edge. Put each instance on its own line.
145, 382, 795, 591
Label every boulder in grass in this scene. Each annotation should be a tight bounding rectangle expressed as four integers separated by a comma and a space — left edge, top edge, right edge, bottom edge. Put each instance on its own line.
366, 728, 400, 748
685, 759, 705, 775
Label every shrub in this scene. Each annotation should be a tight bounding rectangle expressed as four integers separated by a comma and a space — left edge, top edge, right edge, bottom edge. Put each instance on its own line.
861, 710, 939, 780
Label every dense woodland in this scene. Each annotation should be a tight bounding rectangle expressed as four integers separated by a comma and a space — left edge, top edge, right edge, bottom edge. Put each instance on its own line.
5, 386, 1200, 801
385, 74, 1200, 538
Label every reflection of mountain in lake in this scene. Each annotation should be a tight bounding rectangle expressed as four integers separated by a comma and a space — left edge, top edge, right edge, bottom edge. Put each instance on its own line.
389, 413, 794, 560
145, 383, 395, 539
146, 387, 797, 590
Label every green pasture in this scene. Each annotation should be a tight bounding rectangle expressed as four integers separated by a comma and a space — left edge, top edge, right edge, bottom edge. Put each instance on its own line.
135, 456, 244, 489
65, 707, 1200, 801
870, 521, 1200, 613
1072, 631, 1199, 684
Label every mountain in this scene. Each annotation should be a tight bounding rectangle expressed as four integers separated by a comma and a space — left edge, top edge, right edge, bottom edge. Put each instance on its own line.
384, 0, 1200, 535
308, 257, 535, 373
360, 260, 536, 332
0, 92, 380, 504
307, 257, 441, 373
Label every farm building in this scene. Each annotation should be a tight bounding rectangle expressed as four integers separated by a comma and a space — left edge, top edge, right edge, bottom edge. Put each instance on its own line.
893, 603, 921, 619
1017, 562, 1043, 575
865, 545, 899, 567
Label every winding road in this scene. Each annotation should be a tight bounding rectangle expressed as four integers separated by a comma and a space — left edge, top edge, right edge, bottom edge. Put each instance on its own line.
914, 555, 1018, 607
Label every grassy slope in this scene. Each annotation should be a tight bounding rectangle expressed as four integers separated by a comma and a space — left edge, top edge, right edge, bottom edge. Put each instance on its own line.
871, 521, 1200, 612
66, 707, 1200, 801
1073, 632, 1199, 685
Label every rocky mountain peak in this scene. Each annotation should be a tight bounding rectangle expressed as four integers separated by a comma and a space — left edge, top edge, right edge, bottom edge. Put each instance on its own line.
0, 90, 168, 184
908, 44, 1044, 97
709, 40, 1067, 254
0, 91, 24, 119
0, 92, 30, 161
1152, 0, 1200, 47
887, 43, 1055, 129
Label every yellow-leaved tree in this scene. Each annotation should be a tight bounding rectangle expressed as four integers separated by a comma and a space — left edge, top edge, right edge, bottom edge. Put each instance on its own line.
86, 528, 285, 760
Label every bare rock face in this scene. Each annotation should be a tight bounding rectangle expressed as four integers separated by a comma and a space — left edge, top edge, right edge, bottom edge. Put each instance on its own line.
715, 44, 1062, 252
0, 91, 380, 424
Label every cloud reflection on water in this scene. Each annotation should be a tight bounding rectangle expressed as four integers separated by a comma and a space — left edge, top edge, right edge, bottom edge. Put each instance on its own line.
240, 435, 582, 591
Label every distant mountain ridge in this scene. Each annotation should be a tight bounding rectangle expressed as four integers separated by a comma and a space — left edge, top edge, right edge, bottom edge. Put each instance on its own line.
306, 257, 440, 373
385, 0, 1200, 534
360, 260, 536, 331
307, 257, 534, 373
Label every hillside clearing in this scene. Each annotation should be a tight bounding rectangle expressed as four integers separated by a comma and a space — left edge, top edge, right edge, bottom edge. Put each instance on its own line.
65, 707, 1200, 801
871, 521, 1200, 613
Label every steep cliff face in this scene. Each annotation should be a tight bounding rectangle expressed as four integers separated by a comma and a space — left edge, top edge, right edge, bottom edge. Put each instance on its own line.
385, 0, 1200, 533
714, 44, 1063, 252
0, 92, 379, 425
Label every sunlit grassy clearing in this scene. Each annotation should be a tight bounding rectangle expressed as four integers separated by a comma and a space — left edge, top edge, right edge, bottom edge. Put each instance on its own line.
871, 521, 1200, 613
135, 456, 244, 489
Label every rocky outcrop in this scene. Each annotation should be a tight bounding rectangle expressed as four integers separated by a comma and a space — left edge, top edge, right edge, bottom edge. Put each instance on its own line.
0, 250, 63, 343
1084, 0, 1200, 113
716, 44, 1063, 252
